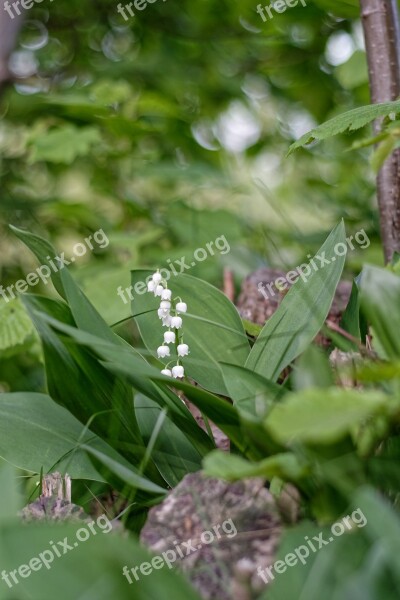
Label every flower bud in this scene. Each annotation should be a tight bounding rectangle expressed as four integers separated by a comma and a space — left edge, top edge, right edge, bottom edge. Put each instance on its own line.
161, 369, 172, 377
160, 300, 171, 311
155, 285, 164, 297
147, 280, 156, 293
152, 272, 162, 284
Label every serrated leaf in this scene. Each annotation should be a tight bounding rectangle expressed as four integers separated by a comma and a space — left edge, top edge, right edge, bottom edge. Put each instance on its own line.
288, 101, 400, 155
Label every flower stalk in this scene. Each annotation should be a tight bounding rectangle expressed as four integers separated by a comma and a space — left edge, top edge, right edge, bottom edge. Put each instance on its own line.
147, 271, 189, 378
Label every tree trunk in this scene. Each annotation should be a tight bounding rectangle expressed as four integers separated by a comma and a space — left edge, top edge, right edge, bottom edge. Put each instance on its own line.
360, 0, 400, 264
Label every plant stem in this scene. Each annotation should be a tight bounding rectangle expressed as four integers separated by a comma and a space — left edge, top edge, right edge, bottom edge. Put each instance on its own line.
360, 0, 400, 263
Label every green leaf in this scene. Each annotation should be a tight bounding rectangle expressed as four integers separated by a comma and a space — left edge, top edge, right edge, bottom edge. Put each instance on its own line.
131, 270, 250, 395
265, 388, 388, 445
340, 278, 366, 347
0, 392, 135, 482
241, 318, 263, 337
288, 101, 400, 155
23, 294, 141, 454
11, 226, 127, 346
0, 462, 22, 521
245, 222, 346, 381
203, 451, 306, 481
359, 265, 400, 359
371, 135, 397, 172
220, 362, 283, 420
0, 298, 36, 357
134, 394, 204, 487
83, 445, 167, 495
10, 225, 66, 298
0, 520, 203, 600
28, 124, 102, 164
26, 306, 216, 456
292, 345, 333, 391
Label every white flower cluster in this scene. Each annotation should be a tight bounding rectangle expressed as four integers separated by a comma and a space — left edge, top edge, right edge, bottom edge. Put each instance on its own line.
147, 271, 189, 378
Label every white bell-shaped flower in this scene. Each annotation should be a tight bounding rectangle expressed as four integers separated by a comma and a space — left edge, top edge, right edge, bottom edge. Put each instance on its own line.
160, 300, 171, 311
161, 289, 172, 301
170, 316, 182, 329
161, 368, 172, 377
158, 308, 168, 319
147, 280, 156, 293
152, 272, 162, 284
176, 302, 187, 313
177, 343, 189, 357
155, 285, 164, 297
164, 331, 176, 344
172, 365, 185, 378
162, 315, 172, 327
157, 345, 170, 358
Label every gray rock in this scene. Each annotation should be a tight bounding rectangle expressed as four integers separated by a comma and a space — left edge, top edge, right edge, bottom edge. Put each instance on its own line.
140, 472, 283, 600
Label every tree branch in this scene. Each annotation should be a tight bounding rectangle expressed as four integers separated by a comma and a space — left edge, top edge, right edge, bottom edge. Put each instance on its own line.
360, 0, 400, 263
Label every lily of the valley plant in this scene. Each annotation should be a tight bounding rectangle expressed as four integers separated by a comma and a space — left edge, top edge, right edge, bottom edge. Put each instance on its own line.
147, 271, 188, 378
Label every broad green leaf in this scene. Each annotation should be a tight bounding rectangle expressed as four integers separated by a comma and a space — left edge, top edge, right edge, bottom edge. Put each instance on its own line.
203, 451, 306, 481
0, 392, 134, 482
83, 446, 166, 495
0, 520, 202, 600
26, 305, 215, 456
245, 222, 346, 381
0, 462, 22, 521
23, 295, 141, 454
131, 270, 250, 395
292, 345, 333, 391
11, 226, 122, 345
10, 225, 66, 298
265, 388, 389, 445
359, 265, 400, 359
220, 362, 283, 420
288, 101, 400, 155
134, 394, 203, 487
